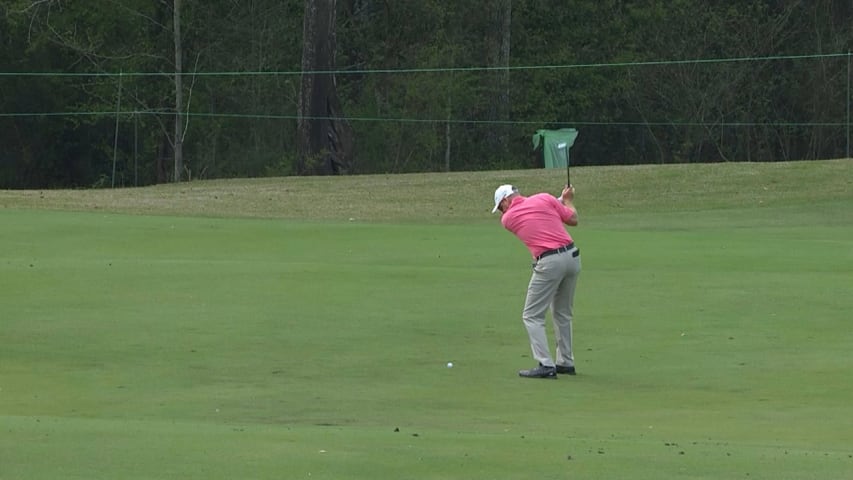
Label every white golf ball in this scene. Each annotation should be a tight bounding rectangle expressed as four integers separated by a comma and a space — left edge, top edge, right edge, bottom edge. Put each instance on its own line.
446, 362, 453, 368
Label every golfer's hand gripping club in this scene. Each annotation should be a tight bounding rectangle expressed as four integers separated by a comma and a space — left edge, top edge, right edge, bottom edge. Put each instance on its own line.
560, 184, 575, 204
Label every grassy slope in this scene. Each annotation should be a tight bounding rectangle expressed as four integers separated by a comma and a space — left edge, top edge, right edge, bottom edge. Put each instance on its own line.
1, 159, 850, 224
1, 160, 851, 479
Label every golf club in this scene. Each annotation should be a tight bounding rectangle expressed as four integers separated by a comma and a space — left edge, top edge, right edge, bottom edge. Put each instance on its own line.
557, 142, 570, 186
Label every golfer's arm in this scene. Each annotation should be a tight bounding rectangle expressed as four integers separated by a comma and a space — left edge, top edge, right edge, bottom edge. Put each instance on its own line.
563, 201, 578, 226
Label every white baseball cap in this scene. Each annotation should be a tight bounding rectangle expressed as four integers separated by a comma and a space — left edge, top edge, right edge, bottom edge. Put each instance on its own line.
491, 184, 518, 213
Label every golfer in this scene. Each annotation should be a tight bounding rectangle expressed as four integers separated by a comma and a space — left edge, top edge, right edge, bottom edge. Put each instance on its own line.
492, 184, 581, 379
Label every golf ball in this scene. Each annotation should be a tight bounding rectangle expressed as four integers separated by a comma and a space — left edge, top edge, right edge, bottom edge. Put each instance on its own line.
446, 362, 453, 368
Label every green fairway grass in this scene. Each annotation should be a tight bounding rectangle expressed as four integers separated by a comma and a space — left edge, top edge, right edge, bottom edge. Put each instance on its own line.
1, 160, 852, 479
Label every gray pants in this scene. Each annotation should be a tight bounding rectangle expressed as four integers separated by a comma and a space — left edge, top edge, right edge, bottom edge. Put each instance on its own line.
522, 247, 581, 368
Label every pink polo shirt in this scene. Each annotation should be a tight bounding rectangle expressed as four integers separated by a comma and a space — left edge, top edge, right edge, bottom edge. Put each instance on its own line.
501, 193, 574, 258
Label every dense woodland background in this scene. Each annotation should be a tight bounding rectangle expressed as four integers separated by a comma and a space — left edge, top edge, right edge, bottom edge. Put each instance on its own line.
0, 0, 851, 188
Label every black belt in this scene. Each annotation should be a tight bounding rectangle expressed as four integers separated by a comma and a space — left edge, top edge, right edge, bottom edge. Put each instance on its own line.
536, 242, 577, 261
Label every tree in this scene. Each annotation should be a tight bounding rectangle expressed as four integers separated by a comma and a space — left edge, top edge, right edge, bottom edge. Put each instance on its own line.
3, 0, 852, 189
296, 0, 353, 175
5, 0, 188, 184
173, 0, 184, 181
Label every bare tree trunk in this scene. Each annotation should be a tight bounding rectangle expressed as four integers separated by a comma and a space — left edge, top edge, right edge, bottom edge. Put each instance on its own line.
297, 0, 354, 175
499, 0, 512, 122
485, 0, 511, 153
173, 0, 184, 182
444, 93, 452, 172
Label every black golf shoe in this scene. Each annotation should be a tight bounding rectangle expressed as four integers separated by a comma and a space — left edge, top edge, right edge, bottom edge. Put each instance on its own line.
555, 365, 576, 375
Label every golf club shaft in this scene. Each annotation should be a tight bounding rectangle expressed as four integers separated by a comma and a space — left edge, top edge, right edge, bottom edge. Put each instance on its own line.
566, 149, 571, 186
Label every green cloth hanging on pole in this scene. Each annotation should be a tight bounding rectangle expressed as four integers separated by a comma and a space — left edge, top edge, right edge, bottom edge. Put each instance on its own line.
532, 128, 578, 169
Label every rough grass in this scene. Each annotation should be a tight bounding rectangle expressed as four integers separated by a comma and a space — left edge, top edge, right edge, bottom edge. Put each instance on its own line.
2, 159, 850, 223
